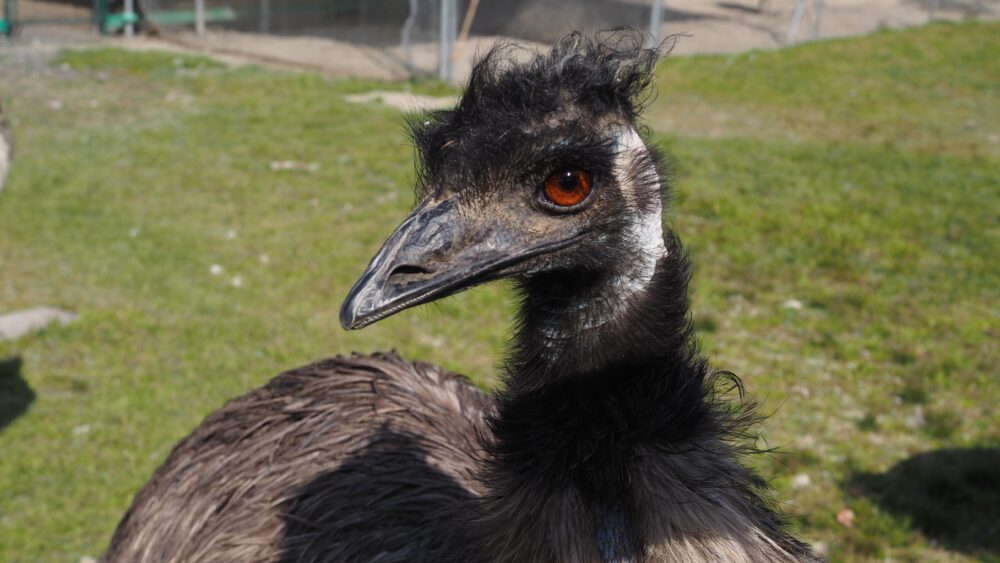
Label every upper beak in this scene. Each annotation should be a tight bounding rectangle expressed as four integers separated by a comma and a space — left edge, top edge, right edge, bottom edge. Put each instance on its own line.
339, 198, 577, 330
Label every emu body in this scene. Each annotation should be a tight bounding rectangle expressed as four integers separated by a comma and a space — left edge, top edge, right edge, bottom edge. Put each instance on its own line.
106, 32, 817, 562
106, 354, 486, 561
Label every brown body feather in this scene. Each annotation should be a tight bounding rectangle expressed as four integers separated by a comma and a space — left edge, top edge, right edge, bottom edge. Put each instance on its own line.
105, 352, 488, 562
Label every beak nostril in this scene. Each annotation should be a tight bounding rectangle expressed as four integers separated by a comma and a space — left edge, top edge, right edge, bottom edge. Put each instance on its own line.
388, 264, 435, 279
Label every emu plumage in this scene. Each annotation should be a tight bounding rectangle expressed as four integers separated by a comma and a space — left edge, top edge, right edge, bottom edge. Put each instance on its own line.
105, 32, 818, 562
106, 353, 487, 561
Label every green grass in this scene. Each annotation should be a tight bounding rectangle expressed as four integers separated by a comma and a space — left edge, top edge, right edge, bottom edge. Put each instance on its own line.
0, 21, 997, 562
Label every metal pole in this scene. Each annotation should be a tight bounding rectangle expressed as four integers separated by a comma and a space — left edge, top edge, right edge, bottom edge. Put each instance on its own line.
438, 0, 453, 81
786, 0, 806, 44
401, 0, 418, 72
448, 0, 459, 79
195, 0, 206, 35
649, 0, 663, 47
123, 0, 133, 36
927, 0, 938, 21
811, 0, 823, 38
448, 0, 457, 73
438, 0, 448, 80
259, 0, 269, 33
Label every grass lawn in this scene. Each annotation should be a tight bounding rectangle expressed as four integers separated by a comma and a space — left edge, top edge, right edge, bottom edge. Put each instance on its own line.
1, 21, 997, 562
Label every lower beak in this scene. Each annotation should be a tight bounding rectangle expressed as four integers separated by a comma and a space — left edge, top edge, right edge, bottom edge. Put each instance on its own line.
339, 199, 576, 330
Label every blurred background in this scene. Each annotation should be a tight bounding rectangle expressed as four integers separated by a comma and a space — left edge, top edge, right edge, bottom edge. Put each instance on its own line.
0, 0, 997, 561
2, 0, 998, 77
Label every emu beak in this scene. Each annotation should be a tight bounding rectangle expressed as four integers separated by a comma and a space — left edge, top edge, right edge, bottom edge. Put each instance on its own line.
340, 199, 577, 330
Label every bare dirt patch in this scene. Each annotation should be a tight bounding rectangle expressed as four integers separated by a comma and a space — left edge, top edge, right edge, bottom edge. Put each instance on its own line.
344, 91, 457, 112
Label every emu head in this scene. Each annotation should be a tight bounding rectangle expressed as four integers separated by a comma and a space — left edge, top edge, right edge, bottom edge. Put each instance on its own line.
341, 32, 667, 330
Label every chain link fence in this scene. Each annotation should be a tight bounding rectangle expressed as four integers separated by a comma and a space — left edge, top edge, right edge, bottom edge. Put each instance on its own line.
3, 0, 992, 79
133, 0, 662, 78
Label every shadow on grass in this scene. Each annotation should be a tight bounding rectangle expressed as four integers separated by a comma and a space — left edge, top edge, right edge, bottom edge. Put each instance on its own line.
851, 448, 1000, 556
0, 357, 35, 433
279, 429, 474, 562
717, 2, 764, 14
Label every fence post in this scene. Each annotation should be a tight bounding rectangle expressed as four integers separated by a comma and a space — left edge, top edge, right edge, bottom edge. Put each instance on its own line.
195, 0, 205, 34
649, 0, 663, 47
448, 0, 458, 67
438, 0, 455, 81
811, 0, 823, 38
259, 0, 269, 32
123, 0, 134, 36
401, 0, 418, 72
786, 0, 806, 44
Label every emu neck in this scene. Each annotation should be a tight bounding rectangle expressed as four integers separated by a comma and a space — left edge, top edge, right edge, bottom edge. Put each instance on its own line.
476, 243, 809, 562
481, 245, 709, 556
506, 241, 690, 395
505, 125, 674, 392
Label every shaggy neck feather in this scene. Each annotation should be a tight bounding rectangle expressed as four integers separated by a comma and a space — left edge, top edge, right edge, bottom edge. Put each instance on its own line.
477, 247, 809, 562
474, 133, 811, 561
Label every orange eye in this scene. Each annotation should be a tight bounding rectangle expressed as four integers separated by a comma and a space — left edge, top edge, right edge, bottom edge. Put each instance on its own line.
542, 170, 592, 207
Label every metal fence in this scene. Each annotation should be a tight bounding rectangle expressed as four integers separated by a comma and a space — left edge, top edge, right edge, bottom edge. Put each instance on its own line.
134, 0, 665, 79
2, 0, 991, 64
1, 0, 108, 36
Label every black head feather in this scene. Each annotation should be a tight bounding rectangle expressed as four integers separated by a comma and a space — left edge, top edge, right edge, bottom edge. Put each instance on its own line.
459, 29, 659, 123
409, 29, 661, 201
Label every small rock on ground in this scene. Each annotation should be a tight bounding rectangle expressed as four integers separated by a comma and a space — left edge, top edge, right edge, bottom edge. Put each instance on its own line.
0, 307, 77, 341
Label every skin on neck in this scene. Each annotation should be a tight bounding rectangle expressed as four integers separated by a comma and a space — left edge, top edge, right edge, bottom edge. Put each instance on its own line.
508, 127, 672, 385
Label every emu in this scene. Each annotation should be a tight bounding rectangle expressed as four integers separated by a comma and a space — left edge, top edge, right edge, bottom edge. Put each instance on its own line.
105, 33, 818, 562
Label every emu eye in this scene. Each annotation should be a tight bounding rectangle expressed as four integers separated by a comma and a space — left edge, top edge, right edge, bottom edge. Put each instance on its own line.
542, 170, 592, 208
